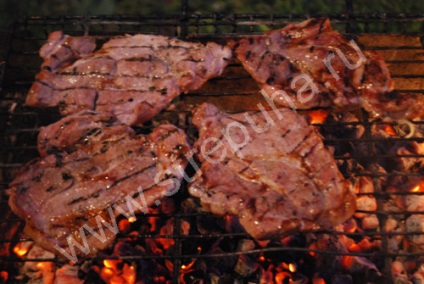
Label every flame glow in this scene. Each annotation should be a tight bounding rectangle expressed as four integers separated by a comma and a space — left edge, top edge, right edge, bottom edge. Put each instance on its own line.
13, 243, 29, 257
410, 183, 424, 192
101, 267, 114, 278
128, 216, 137, 223
308, 109, 329, 125
123, 265, 136, 284
288, 263, 296, 273
275, 271, 292, 284
384, 124, 397, 136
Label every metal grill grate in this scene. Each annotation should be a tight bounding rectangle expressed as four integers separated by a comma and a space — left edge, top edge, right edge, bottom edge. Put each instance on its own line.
1, 1, 424, 283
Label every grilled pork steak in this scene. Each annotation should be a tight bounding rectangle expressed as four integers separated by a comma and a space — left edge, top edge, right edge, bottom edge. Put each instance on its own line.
189, 103, 356, 239
26, 32, 232, 125
234, 18, 424, 120
37, 110, 134, 157
8, 111, 191, 258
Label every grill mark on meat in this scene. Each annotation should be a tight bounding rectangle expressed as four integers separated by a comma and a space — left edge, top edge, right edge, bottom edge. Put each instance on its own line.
234, 18, 424, 120
189, 103, 356, 240
290, 129, 314, 154
27, 33, 232, 125
281, 128, 291, 139
314, 18, 326, 39
105, 163, 157, 191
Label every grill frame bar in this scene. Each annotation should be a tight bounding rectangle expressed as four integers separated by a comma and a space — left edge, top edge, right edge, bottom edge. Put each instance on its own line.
0, 5, 423, 283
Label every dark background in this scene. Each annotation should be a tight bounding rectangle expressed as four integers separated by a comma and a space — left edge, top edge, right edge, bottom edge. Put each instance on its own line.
1, 0, 424, 29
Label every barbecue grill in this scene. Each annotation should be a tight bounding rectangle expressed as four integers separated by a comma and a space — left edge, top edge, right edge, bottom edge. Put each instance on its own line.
1, 0, 424, 283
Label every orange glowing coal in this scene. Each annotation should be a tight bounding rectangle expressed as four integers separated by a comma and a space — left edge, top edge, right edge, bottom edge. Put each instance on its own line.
384, 124, 397, 136
288, 263, 296, 273
0, 271, 8, 282
275, 271, 292, 284
123, 264, 136, 284
410, 182, 424, 193
100, 267, 114, 282
13, 242, 30, 257
103, 259, 122, 271
341, 255, 354, 270
308, 109, 329, 125
128, 216, 137, 223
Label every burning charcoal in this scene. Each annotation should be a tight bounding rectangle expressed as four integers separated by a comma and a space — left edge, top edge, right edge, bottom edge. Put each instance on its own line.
393, 274, 411, 284
146, 238, 164, 255
237, 239, 256, 252
55, 264, 84, 284
260, 266, 274, 283
311, 273, 326, 284
412, 265, 424, 284
234, 254, 259, 277
181, 198, 201, 213
12, 241, 34, 258
118, 218, 131, 234
355, 195, 377, 219
113, 239, 144, 256
122, 263, 136, 284
341, 255, 380, 276
392, 260, 407, 276
355, 176, 375, 194
406, 215, 424, 251
387, 141, 424, 171
156, 217, 190, 251
20, 245, 55, 282
320, 112, 365, 159
361, 214, 379, 230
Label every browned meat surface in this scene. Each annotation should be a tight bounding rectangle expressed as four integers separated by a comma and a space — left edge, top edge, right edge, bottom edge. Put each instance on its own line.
37, 110, 133, 157
39, 31, 97, 73
26, 33, 232, 125
189, 103, 356, 239
234, 18, 424, 120
8, 111, 191, 258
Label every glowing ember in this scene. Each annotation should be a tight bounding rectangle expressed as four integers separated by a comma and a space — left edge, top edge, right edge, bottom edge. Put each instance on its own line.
308, 109, 329, 125
384, 124, 397, 136
341, 255, 354, 270
309, 243, 317, 257
13, 242, 32, 257
128, 216, 137, 223
103, 259, 122, 272
288, 263, 296, 273
0, 271, 8, 282
100, 267, 114, 281
122, 264, 136, 284
275, 271, 292, 284
118, 218, 130, 233
110, 275, 126, 284
410, 183, 424, 192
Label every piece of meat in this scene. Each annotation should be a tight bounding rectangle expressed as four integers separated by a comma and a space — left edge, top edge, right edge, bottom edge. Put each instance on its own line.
37, 110, 133, 157
38, 31, 97, 73
7, 111, 191, 259
234, 18, 424, 120
188, 103, 356, 239
26, 32, 232, 125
